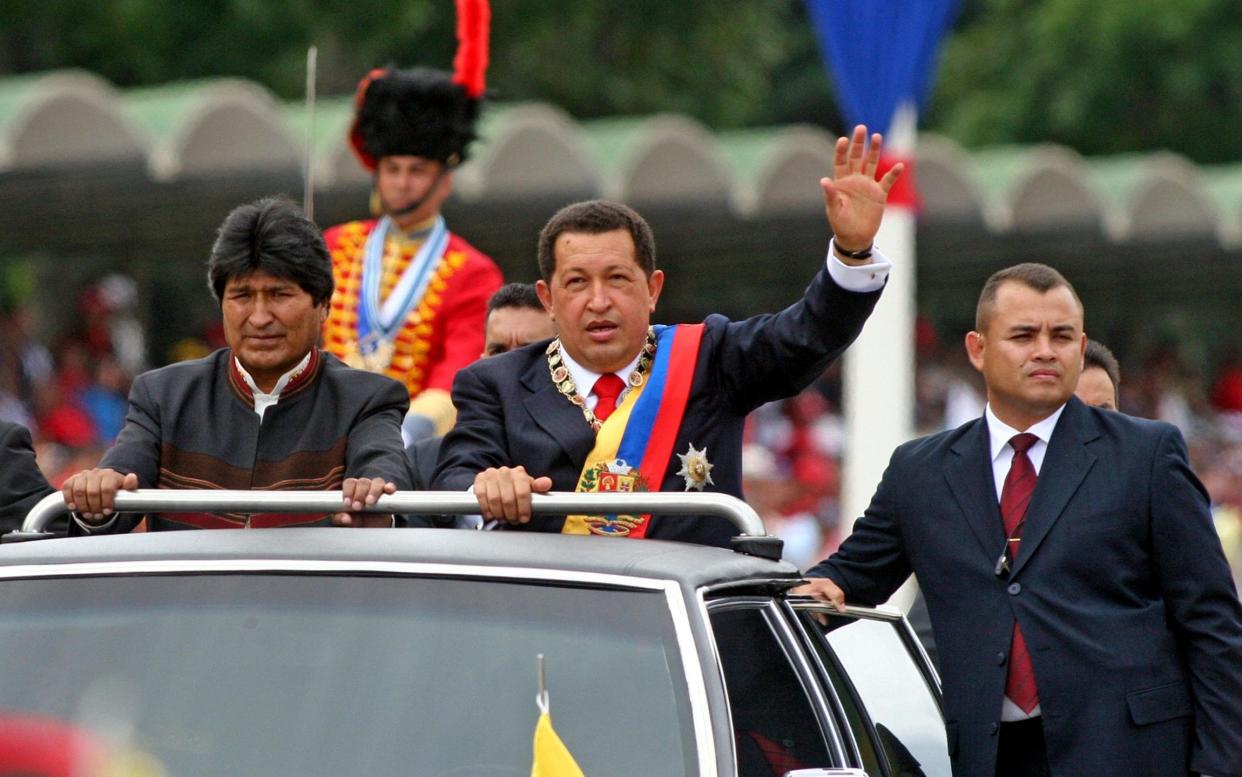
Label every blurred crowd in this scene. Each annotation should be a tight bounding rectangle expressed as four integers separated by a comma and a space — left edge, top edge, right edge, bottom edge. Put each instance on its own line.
3, 277, 1239, 582
0, 274, 149, 489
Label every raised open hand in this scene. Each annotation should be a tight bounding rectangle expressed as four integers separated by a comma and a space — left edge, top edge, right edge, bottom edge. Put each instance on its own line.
820, 124, 905, 255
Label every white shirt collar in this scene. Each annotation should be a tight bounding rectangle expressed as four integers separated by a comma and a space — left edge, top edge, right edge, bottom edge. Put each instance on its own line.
558, 344, 643, 410
984, 402, 1066, 462
233, 351, 312, 420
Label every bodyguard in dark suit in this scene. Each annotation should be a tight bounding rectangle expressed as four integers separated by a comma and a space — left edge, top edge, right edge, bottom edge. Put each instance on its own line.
434, 125, 904, 546
798, 264, 1242, 777
0, 420, 55, 533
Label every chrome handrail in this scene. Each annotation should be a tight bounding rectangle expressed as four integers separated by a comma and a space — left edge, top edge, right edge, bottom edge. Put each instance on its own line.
17, 489, 767, 537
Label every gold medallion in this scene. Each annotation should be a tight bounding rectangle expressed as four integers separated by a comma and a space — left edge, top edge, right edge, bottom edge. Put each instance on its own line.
545, 328, 658, 432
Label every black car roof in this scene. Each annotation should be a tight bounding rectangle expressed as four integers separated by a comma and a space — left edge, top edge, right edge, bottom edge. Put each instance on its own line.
0, 528, 802, 591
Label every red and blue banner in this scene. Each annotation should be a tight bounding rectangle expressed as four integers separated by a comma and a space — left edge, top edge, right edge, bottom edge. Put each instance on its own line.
806, 0, 961, 209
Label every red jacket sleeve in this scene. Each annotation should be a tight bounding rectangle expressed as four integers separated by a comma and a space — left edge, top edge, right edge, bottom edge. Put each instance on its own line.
423, 235, 504, 393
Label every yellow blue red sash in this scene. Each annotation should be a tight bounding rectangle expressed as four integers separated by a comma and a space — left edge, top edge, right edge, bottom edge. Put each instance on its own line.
564, 323, 704, 537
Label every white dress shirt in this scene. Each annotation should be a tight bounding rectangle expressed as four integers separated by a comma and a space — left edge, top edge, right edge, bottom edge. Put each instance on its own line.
233, 351, 313, 421
983, 402, 1067, 721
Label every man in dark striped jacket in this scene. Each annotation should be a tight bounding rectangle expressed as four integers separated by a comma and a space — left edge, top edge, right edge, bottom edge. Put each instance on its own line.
62, 198, 411, 532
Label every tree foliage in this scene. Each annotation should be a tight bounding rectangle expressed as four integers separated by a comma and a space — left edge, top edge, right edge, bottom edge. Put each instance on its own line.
929, 0, 1242, 162
0, 0, 1238, 161
0, 0, 834, 130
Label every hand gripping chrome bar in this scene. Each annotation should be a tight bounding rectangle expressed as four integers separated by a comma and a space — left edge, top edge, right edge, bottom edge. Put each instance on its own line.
16, 490, 767, 538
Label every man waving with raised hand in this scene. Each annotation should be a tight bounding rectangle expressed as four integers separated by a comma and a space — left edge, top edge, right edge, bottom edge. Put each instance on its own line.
434, 125, 903, 547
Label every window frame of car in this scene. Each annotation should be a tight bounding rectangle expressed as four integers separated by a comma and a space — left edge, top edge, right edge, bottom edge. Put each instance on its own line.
0, 556, 723, 777
786, 599, 948, 777
698, 583, 950, 777
701, 592, 855, 772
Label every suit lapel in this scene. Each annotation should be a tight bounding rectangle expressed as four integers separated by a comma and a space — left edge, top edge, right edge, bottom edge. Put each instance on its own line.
945, 419, 1007, 562
520, 353, 596, 468
1011, 398, 1098, 577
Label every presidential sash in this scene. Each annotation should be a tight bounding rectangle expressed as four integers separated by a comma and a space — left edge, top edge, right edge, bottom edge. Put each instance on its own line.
564, 323, 704, 537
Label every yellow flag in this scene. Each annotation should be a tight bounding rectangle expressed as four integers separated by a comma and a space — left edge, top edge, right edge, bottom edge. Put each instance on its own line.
531, 710, 585, 777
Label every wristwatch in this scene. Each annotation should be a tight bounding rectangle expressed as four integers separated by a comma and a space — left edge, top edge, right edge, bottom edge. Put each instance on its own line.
835, 243, 873, 260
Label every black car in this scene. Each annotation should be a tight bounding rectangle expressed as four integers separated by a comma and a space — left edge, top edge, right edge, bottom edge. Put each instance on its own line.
0, 490, 948, 777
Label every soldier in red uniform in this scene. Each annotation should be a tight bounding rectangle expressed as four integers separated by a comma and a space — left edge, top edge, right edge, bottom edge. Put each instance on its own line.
322, 1, 502, 442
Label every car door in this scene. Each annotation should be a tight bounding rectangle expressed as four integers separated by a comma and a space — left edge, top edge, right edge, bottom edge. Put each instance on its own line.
783, 601, 951, 777
705, 596, 853, 776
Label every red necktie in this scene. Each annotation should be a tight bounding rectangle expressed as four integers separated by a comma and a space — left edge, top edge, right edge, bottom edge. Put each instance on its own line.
1001, 432, 1040, 713
591, 374, 626, 422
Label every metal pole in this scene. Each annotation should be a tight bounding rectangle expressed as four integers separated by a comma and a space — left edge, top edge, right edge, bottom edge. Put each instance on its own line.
303, 45, 318, 222
17, 490, 767, 538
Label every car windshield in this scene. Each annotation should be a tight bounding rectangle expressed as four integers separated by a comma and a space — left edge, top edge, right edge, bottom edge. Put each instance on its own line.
0, 572, 697, 777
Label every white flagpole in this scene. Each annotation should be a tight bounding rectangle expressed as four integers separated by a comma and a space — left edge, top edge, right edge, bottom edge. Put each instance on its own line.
841, 100, 918, 607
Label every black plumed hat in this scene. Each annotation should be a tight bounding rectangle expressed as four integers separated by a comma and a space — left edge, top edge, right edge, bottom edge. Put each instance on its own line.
349, 68, 480, 170
348, 0, 490, 171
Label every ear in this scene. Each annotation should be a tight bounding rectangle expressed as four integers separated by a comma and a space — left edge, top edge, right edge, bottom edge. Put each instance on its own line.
535, 279, 555, 318
647, 269, 665, 311
964, 331, 985, 372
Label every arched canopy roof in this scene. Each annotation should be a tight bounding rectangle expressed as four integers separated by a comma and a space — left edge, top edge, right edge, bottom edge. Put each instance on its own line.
285, 96, 368, 190
1203, 164, 1242, 247
0, 70, 145, 171
0, 69, 1237, 248
123, 79, 298, 180
1089, 152, 1221, 243
455, 102, 600, 201
914, 133, 984, 224
970, 144, 1103, 233
581, 115, 733, 206
720, 125, 837, 216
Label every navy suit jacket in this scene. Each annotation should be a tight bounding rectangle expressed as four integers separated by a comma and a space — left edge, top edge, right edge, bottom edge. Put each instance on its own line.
809, 397, 1242, 777
433, 265, 882, 547
0, 421, 56, 534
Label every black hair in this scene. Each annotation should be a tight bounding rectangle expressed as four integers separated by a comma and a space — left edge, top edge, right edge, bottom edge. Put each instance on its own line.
206, 197, 333, 306
536, 200, 656, 283
1084, 338, 1122, 402
975, 262, 1082, 332
486, 282, 544, 318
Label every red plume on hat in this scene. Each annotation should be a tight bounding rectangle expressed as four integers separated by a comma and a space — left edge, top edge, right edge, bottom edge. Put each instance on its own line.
349, 0, 491, 172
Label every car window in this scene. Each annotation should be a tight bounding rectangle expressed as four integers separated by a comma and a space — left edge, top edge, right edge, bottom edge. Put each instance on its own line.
0, 573, 697, 777
795, 608, 950, 777
709, 605, 835, 777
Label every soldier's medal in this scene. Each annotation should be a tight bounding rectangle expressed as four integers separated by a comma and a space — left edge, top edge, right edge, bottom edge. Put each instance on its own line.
355, 332, 395, 373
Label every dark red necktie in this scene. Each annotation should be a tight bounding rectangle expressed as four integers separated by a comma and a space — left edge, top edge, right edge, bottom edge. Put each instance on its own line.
591, 374, 625, 422
1001, 432, 1040, 713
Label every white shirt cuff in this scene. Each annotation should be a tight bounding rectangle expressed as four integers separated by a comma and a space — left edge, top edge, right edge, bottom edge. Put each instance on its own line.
826, 240, 891, 293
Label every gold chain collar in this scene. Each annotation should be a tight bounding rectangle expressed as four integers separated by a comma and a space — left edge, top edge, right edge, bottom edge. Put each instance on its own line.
546, 328, 657, 432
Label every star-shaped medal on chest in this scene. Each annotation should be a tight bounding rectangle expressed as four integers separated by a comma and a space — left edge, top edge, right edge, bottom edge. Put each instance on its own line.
676, 443, 715, 491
